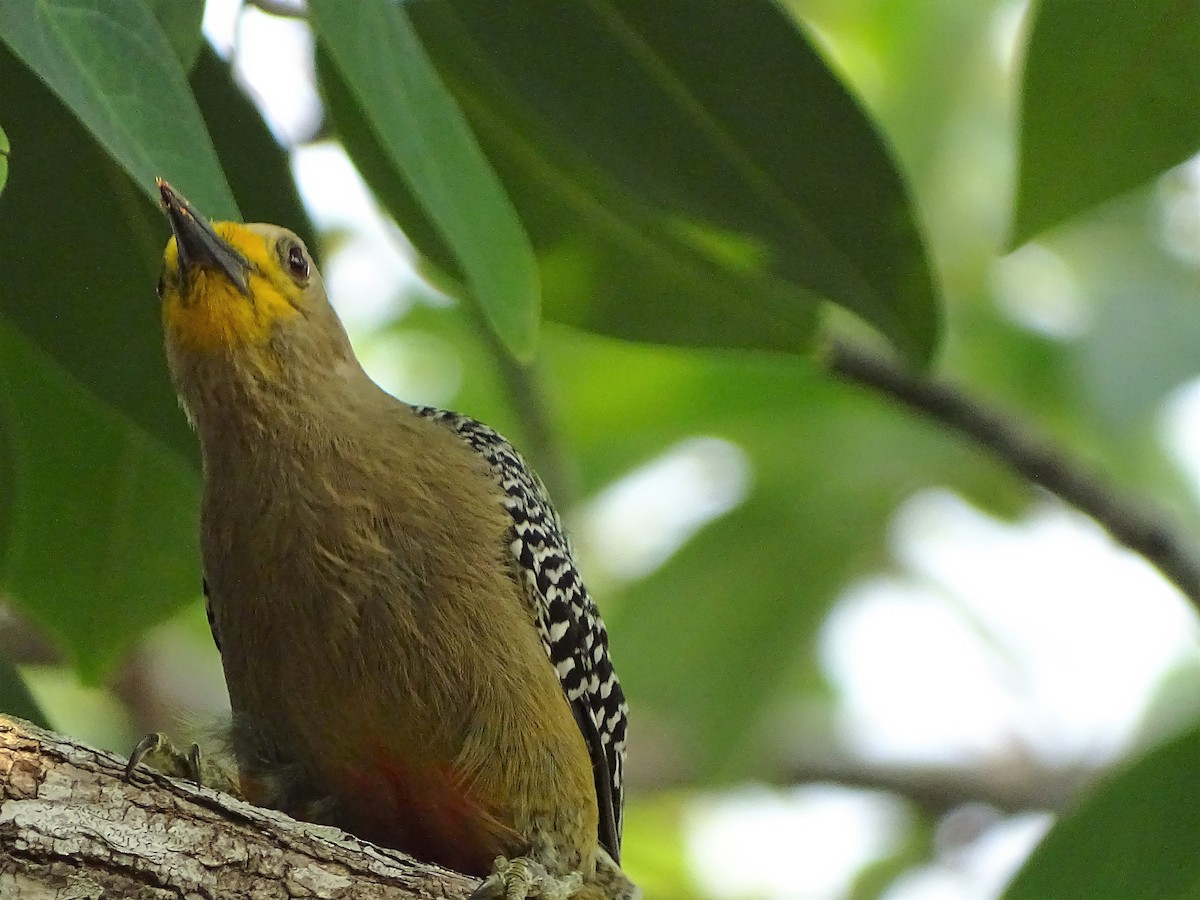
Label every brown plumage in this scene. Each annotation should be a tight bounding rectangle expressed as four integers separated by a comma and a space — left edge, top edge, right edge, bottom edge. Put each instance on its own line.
155, 181, 637, 899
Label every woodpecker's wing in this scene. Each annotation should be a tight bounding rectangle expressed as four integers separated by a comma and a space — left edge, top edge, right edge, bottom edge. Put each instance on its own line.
415, 408, 629, 859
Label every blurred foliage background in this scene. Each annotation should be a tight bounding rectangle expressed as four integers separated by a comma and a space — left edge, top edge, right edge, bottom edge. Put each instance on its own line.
2, 1, 1200, 897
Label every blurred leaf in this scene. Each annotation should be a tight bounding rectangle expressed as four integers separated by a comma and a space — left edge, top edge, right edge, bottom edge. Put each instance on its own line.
573, 346, 997, 774
317, 49, 459, 286
144, 0, 205, 70
1004, 721, 1200, 900
309, 0, 540, 360
323, 22, 814, 363
0, 659, 49, 728
190, 45, 317, 253
0, 122, 7, 195
1014, 0, 1200, 243
0, 43, 195, 463
0, 0, 236, 218
0, 323, 199, 683
395, 0, 938, 364
1048, 201, 1200, 540
621, 793, 700, 897
20, 664, 134, 752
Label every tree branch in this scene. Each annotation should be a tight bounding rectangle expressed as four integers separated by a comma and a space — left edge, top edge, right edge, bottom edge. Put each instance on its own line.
784, 749, 1096, 819
0, 715, 477, 899
826, 338, 1200, 612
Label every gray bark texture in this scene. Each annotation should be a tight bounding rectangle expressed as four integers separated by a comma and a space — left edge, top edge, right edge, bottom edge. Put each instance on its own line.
0, 715, 478, 899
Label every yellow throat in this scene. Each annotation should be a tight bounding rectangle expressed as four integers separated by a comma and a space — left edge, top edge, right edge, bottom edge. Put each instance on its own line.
157, 180, 304, 353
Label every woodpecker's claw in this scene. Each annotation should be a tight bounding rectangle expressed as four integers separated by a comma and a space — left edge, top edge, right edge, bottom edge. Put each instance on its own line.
470, 856, 587, 900
124, 731, 204, 782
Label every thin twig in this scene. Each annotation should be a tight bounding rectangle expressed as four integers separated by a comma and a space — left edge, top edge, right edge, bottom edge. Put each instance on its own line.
785, 751, 1095, 818
826, 338, 1200, 611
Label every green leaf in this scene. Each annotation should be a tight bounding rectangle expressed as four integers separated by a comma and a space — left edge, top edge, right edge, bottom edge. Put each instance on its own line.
0, 123, 7, 195
0, 43, 195, 463
0, 323, 199, 683
621, 793, 702, 897
1014, 0, 1200, 243
0, 659, 50, 729
1004, 721, 1200, 900
308, 0, 541, 360
143, 0, 205, 71
389, 0, 938, 364
0, 0, 236, 218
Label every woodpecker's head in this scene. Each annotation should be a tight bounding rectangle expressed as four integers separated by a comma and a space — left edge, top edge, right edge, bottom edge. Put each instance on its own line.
156, 180, 357, 405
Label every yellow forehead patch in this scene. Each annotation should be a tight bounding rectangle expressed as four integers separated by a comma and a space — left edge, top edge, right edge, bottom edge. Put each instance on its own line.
161, 222, 301, 353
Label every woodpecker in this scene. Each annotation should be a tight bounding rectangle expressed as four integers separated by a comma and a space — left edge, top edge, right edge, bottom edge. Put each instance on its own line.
150, 181, 636, 900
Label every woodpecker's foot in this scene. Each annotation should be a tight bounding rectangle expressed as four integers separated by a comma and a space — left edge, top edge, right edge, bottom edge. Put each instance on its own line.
469, 853, 640, 900
124, 732, 240, 794
125, 732, 202, 782
469, 856, 585, 900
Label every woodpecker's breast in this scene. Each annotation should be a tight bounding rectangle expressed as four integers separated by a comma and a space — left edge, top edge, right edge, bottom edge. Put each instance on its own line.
198, 403, 600, 869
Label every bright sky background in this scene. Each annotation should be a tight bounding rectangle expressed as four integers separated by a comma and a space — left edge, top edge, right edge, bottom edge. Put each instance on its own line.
195, 3, 1200, 897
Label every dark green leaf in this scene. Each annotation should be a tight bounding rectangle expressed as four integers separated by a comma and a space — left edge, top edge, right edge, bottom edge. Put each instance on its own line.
0, 658, 50, 728
143, 0, 205, 71
0, 323, 199, 682
393, 0, 937, 364
0, 123, 7, 195
0, 44, 195, 463
1014, 0, 1200, 243
309, 0, 541, 359
0, 0, 236, 218
1004, 721, 1200, 900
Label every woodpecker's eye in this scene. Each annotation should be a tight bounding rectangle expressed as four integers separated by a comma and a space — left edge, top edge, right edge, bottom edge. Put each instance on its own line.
286, 243, 309, 281
155, 271, 166, 299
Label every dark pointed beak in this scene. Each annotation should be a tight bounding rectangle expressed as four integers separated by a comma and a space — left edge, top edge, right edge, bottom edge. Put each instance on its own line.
157, 179, 250, 296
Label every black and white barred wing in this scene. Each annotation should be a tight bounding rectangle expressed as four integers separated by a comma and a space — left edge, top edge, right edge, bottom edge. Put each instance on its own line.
415, 408, 630, 859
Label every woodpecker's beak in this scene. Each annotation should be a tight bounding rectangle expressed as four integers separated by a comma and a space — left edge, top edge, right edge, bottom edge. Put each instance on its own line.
158, 178, 250, 297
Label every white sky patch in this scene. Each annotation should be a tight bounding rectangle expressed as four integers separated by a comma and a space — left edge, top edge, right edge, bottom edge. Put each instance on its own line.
230, 6, 321, 146
822, 578, 1023, 765
291, 141, 428, 336
203, 0, 319, 146
824, 489, 1199, 769
1157, 153, 1200, 269
576, 438, 750, 585
990, 242, 1089, 339
201, 0, 241, 56
688, 785, 909, 900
